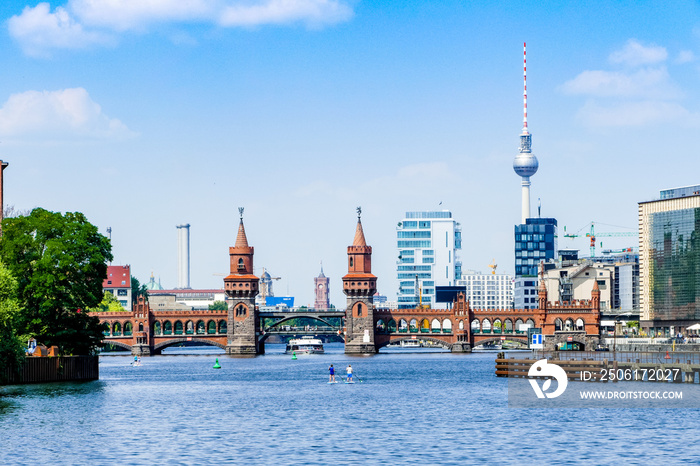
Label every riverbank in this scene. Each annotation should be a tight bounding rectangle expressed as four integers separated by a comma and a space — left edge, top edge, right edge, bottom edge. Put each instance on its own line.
1, 355, 98, 385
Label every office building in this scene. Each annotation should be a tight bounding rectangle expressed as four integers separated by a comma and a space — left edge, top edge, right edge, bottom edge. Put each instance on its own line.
396, 210, 462, 309
456, 270, 513, 309
514, 218, 558, 309
639, 185, 700, 335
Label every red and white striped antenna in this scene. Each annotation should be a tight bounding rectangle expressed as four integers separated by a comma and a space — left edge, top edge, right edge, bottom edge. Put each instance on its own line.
522, 42, 528, 134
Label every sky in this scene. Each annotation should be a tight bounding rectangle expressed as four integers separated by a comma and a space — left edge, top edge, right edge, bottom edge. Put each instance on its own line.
1, 0, 700, 308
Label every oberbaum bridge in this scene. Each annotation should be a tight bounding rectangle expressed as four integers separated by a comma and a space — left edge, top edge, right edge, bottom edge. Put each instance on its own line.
93, 210, 602, 356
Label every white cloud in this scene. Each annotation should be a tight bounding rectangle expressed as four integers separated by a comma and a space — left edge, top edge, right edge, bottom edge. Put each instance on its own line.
560, 67, 679, 99
69, 0, 216, 31
0, 88, 136, 140
676, 50, 695, 64
575, 100, 700, 128
219, 0, 353, 27
561, 39, 699, 128
8, 3, 111, 57
8, 0, 355, 55
609, 39, 667, 67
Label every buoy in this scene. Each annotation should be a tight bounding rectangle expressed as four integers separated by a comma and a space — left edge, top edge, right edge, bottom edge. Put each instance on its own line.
213, 358, 221, 369
292, 351, 297, 360
665, 351, 671, 359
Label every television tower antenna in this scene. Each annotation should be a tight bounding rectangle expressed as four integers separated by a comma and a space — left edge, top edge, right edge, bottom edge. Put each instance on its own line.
513, 42, 539, 224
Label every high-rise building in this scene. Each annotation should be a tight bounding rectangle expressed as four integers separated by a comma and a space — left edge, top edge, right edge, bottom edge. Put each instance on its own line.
176, 224, 191, 289
639, 185, 700, 336
396, 210, 462, 309
514, 218, 558, 309
456, 270, 513, 309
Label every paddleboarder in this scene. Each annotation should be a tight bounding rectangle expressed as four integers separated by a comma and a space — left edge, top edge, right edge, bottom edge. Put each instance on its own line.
329, 364, 336, 383
346, 364, 353, 382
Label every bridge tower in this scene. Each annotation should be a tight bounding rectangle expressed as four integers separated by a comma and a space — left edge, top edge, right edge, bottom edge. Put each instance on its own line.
342, 208, 377, 354
224, 209, 261, 354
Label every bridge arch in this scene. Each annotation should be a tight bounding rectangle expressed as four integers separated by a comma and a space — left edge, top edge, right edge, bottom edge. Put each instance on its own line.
263, 314, 340, 330
153, 338, 226, 352
376, 336, 453, 350
476, 336, 528, 347
100, 340, 132, 351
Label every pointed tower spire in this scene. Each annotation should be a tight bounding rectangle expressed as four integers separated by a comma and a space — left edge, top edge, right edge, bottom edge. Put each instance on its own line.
235, 207, 249, 248
353, 206, 367, 246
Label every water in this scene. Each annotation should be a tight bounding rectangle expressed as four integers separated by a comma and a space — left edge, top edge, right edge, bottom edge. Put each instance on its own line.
2, 344, 700, 465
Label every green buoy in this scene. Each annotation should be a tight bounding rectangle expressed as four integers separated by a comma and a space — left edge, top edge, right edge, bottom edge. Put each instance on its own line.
213, 358, 221, 369
292, 351, 297, 360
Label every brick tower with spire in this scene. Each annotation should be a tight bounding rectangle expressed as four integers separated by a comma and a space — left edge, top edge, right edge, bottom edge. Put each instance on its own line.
342, 207, 377, 354
224, 208, 261, 354
314, 264, 330, 310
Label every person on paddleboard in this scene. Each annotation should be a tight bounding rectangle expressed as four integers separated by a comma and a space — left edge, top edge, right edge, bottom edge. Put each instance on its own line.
329, 364, 336, 383
346, 364, 352, 382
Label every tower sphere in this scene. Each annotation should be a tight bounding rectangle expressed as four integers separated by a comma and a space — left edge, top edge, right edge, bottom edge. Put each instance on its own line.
513, 152, 538, 178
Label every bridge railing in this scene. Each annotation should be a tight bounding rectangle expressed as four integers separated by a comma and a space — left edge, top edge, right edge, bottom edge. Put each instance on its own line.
264, 326, 339, 334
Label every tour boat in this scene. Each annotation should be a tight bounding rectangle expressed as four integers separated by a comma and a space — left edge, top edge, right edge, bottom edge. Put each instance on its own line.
285, 336, 325, 354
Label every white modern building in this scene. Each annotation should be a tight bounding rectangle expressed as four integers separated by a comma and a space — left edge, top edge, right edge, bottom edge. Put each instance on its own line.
456, 270, 513, 310
396, 210, 462, 309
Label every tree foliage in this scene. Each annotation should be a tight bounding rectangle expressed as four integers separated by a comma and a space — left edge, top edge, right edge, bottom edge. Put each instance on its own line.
89, 292, 126, 313
0, 261, 24, 382
0, 208, 113, 355
131, 275, 148, 303
208, 300, 228, 311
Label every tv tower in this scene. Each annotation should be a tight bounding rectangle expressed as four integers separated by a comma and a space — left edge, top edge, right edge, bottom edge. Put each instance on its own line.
513, 42, 539, 224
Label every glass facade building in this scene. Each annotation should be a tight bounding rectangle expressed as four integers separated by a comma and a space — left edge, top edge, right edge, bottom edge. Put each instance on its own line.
513, 218, 557, 310
396, 211, 462, 309
640, 188, 700, 335
514, 218, 558, 276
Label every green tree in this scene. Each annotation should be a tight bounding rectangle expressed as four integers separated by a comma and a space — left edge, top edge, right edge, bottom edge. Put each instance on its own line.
0, 261, 24, 383
131, 275, 148, 303
209, 300, 228, 311
0, 208, 113, 355
89, 292, 126, 312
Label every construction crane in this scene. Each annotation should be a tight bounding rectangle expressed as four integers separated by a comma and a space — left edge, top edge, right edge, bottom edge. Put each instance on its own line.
488, 259, 497, 275
563, 222, 637, 257
601, 247, 637, 255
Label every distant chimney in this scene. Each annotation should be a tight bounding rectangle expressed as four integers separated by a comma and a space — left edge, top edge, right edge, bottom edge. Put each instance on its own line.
176, 224, 191, 289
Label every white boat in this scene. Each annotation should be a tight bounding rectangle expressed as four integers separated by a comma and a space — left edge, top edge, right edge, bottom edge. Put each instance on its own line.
401, 340, 422, 348
285, 336, 324, 354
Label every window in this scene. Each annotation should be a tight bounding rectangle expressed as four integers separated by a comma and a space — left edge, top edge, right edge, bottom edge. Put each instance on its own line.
117, 289, 127, 296
238, 258, 245, 271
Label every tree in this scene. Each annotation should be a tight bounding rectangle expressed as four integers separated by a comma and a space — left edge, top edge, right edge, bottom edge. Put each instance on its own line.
0, 208, 113, 355
0, 261, 24, 383
209, 300, 228, 311
89, 292, 126, 313
131, 275, 148, 303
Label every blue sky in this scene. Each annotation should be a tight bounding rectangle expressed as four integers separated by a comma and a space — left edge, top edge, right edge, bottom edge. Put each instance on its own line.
1, 0, 700, 307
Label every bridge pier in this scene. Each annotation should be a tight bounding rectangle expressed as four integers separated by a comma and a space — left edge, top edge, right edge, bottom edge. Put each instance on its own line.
450, 342, 472, 353
131, 344, 152, 357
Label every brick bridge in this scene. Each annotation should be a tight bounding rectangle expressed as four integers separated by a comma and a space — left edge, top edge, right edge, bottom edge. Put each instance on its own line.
94, 212, 601, 355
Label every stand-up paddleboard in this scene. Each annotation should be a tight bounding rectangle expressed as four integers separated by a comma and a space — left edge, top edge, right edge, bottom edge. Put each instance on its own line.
327, 381, 339, 384
345, 380, 355, 384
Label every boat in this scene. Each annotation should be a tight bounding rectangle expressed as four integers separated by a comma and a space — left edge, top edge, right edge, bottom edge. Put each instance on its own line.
285, 336, 324, 354
400, 340, 422, 348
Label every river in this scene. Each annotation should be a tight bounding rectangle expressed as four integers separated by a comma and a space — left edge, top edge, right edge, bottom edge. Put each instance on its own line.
2, 344, 700, 464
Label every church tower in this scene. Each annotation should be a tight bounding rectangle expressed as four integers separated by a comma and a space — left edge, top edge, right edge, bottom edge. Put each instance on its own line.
342, 208, 377, 354
314, 264, 330, 310
224, 208, 261, 354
